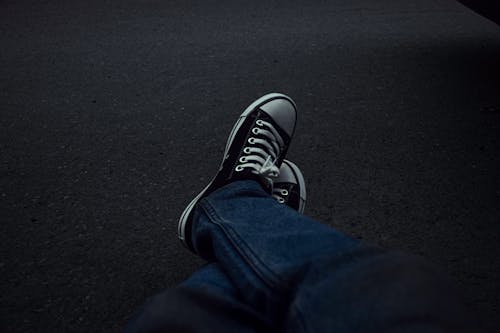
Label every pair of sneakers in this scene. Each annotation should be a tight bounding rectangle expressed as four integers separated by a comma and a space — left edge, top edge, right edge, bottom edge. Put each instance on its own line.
178, 93, 307, 253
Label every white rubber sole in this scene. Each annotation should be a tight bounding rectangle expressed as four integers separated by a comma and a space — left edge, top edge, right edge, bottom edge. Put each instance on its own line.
178, 93, 296, 250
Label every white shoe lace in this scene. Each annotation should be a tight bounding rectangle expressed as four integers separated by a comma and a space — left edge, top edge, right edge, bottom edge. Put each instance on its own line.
234, 119, 284, 181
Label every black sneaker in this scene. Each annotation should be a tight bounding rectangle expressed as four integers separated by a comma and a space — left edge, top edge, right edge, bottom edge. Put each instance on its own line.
272, 160, 307, 213
178, 93, 298, 252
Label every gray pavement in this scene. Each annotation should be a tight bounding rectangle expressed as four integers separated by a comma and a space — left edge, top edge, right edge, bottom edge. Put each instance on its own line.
1, 0, 499, 331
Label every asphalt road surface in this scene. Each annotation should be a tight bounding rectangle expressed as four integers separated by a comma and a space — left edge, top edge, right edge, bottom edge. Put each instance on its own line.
1, 0, 499, 332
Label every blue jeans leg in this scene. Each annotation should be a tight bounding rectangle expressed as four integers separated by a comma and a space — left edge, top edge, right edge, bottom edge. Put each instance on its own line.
191, 180, 471, 332
124, 262, 270, 333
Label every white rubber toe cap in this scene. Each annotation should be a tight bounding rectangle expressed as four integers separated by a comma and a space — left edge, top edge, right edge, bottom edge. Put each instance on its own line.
259, 97, 297, 138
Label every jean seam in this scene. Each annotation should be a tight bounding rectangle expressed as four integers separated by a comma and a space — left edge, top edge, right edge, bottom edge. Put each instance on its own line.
200, 197, 286, 293
289, 301, 309, 333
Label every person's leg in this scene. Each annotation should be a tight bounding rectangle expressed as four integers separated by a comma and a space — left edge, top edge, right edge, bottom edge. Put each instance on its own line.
126, 92, 472, 332
191, 179, 473, 332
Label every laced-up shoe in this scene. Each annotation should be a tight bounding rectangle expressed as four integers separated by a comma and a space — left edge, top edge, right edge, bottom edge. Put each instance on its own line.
273, 160, 306, 213
178, 93, 297, 252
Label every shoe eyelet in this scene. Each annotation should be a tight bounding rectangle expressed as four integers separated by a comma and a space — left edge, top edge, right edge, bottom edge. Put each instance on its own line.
256, 119, 264, 126
239, 156, 247, 163
252, 128, 259, 135
235, 165, 244, 172
278, 197, 285, 203
280, 189, 288, 196
248, 137, 255, 144
243, 147, 251, 154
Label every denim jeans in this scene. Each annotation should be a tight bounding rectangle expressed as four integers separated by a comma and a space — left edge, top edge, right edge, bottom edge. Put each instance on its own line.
124, 180, 471, 332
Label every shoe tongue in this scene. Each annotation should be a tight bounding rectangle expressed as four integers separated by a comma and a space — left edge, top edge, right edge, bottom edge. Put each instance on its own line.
259, 176, 273, 193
